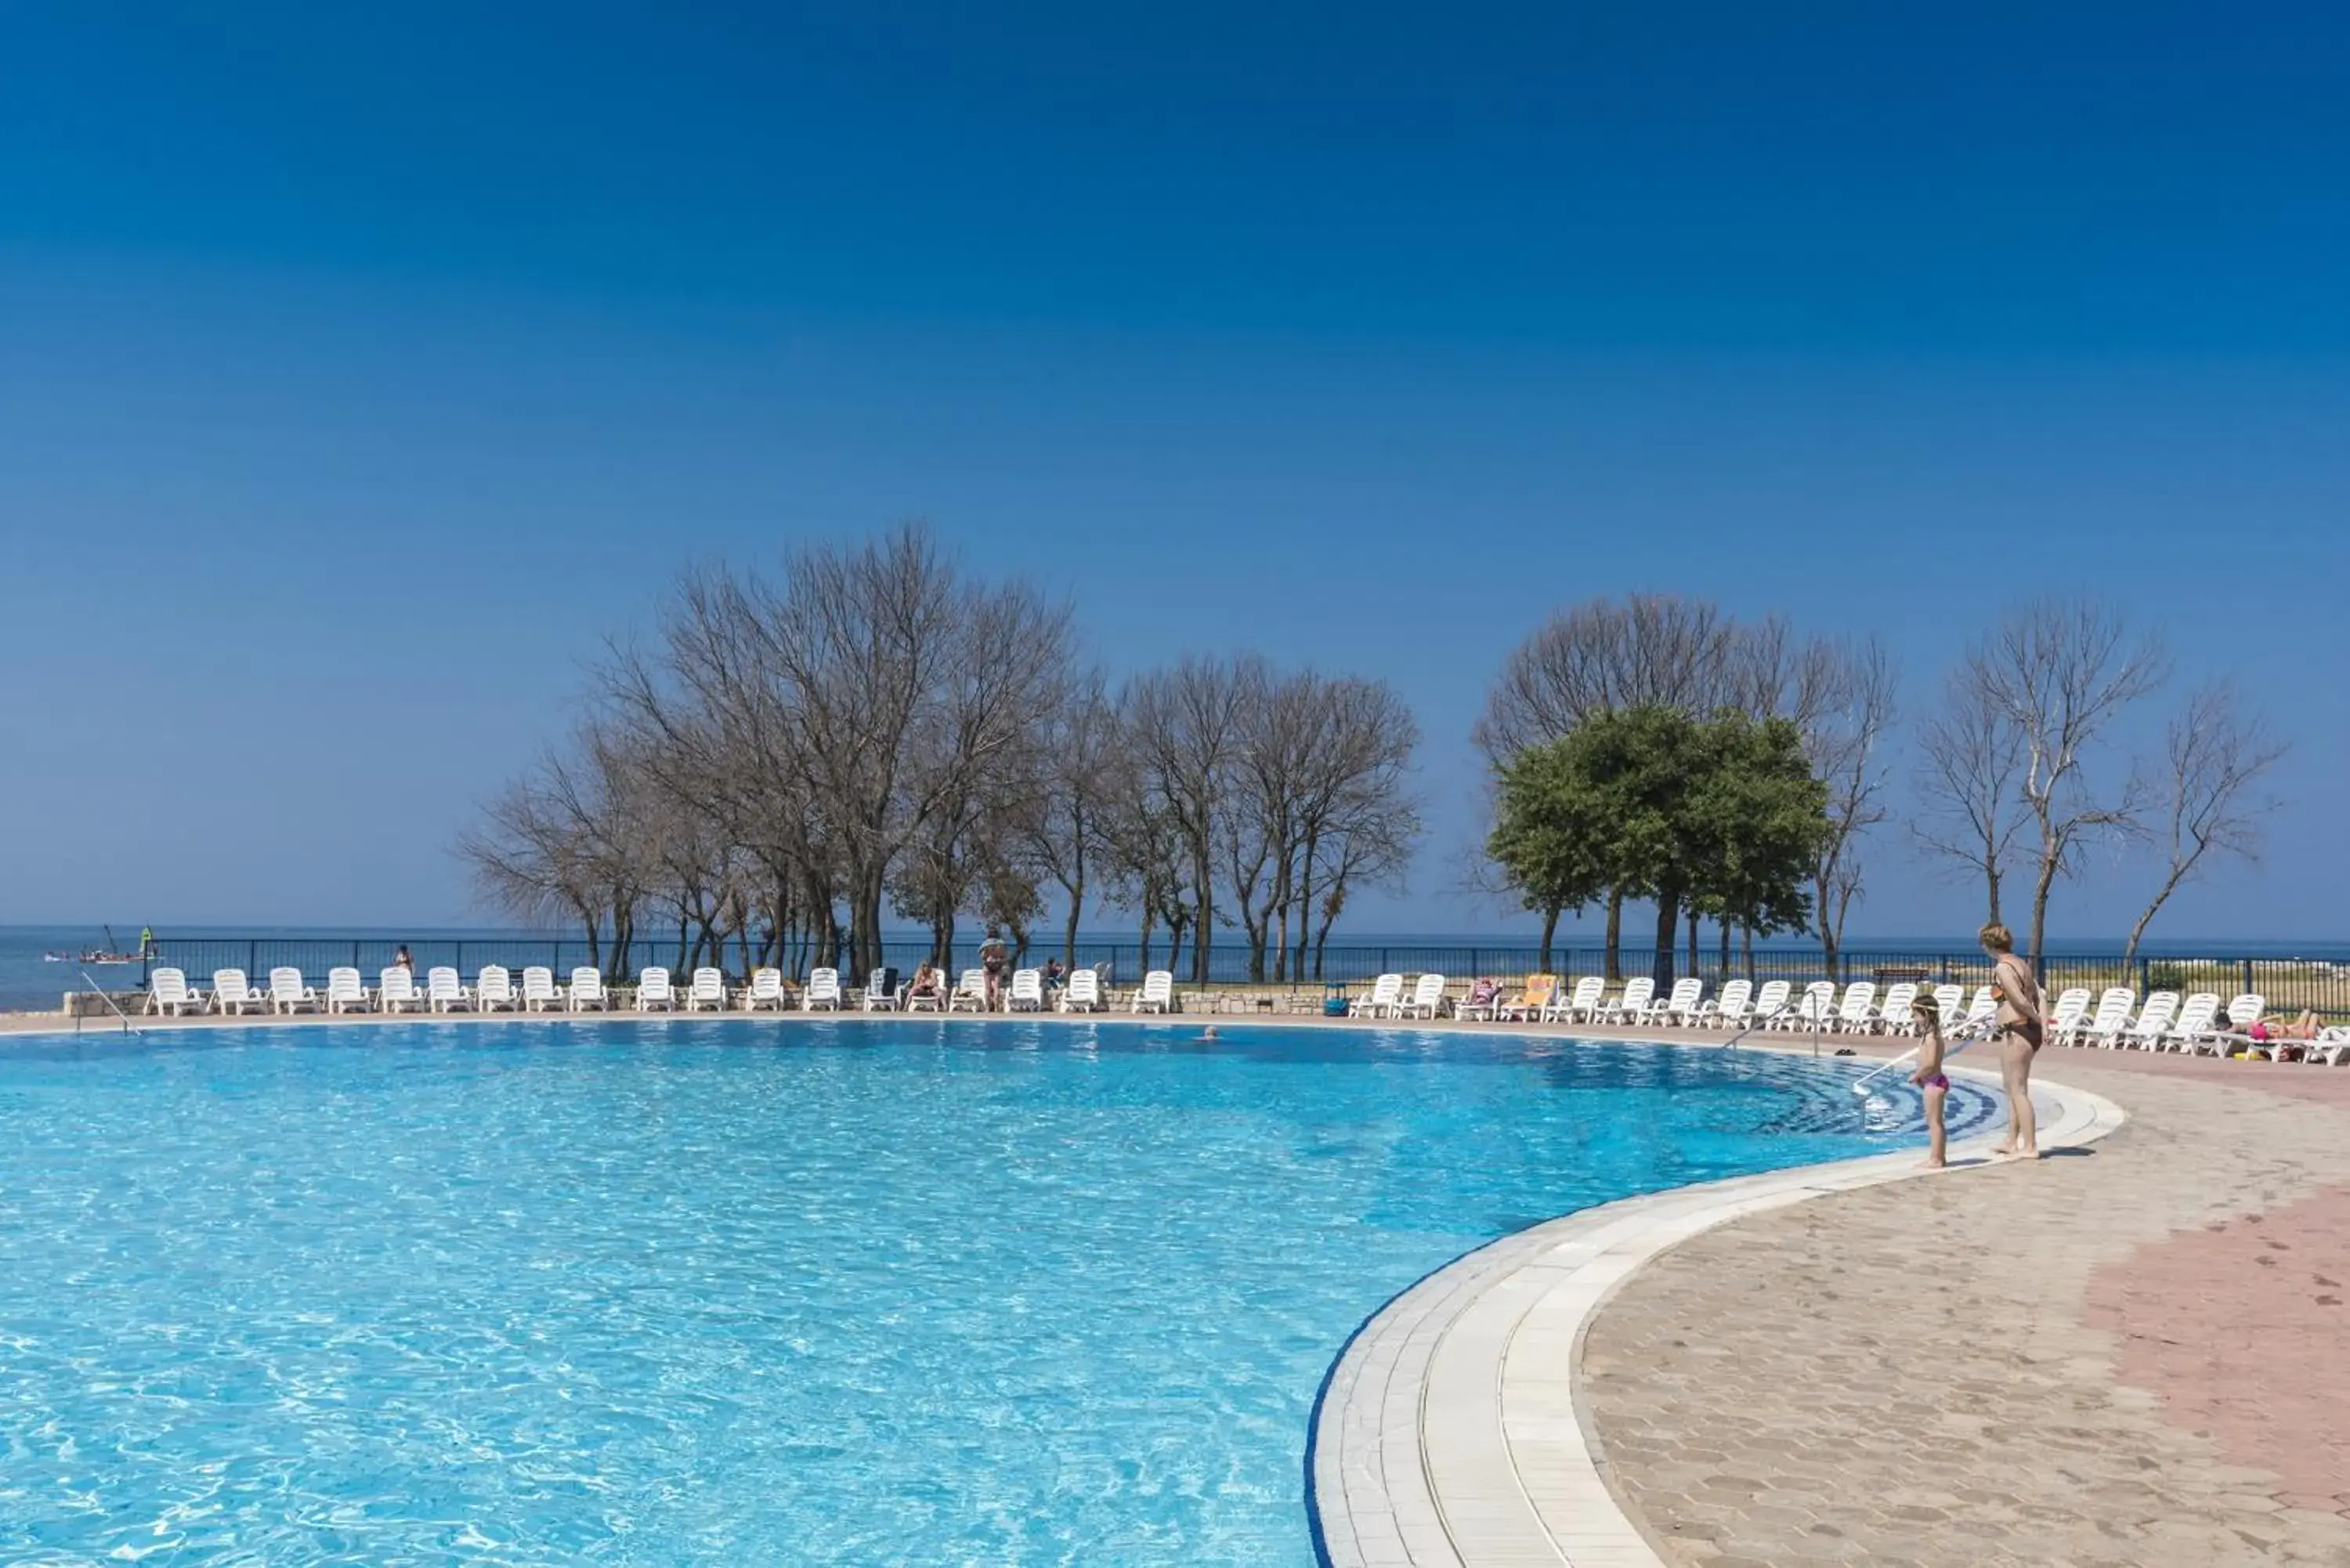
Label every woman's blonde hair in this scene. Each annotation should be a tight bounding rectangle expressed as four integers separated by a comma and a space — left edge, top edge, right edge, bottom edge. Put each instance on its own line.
1978, 922, 2014, 954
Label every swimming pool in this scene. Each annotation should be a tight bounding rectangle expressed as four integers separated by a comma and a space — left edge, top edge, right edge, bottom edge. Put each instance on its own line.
0, 1020, 1989, 1564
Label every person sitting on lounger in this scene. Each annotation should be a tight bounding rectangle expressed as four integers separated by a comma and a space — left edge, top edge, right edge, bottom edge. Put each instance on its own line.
909, 960, 942, 1002
1042, 956, 1065, 992
1466, 977, 1501, 1010
393, 945, 414, 973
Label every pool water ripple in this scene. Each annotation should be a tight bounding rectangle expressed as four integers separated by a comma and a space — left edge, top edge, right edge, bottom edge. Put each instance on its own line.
0, 1021, 1987, 1564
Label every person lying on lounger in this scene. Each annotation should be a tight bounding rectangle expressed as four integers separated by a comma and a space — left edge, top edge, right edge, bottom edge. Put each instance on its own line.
2240, 1010, 2326, 1051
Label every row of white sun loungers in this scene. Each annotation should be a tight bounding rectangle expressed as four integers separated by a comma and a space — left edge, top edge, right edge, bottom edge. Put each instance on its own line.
1354, 974, 2349, 1063
140, 963, 1150, 1017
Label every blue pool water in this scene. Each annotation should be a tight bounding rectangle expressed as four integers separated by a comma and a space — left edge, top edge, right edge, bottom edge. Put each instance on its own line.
0, 1021, 1990, 1564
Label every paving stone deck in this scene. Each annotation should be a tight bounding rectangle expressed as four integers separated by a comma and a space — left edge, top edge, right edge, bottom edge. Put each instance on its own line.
1580, 1057, 2350, 1566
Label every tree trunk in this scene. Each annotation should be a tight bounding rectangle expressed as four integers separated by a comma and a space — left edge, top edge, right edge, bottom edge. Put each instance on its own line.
1603, 887, 1623, 981
1741, 923, 1753, 983
1686, 908, 1699, 978
1717, 918, 1730, 981
1191, 847, 1215, 986
1062, 880, 1083, 971
1537, 899, 1562, 972
1820, 919, 1841, 986
1984, 862, 2002, 928
2120, 865, 2188, 970
1651, 888, 1679, 988
2029, 851, 2059, 975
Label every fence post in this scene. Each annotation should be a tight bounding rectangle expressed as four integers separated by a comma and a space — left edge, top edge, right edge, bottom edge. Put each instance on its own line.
2242, 957, 2254, 998
2135, 956, 2149, 993
248, 939, 258, 977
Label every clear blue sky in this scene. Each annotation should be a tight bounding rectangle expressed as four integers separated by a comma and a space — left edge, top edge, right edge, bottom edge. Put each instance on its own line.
2, 2, 2345, 942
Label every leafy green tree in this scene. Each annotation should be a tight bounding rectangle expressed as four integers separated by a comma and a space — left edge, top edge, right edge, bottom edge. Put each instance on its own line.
1487, 746, 1613, 970
1486, 706, 1829, 985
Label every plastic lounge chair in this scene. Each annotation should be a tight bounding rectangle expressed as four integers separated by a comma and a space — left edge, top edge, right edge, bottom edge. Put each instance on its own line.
475, 966, 517, 1012
688, 967, 728, 1011
520, 966, 560, 1013
427, 966, 472, 1013
1495, 973, 1556, 1021
2161, 993, 2219, 1053
635, 967, 676, 1012
1130, 970, 1175, 1015
1876, 983, 1918, 1035
1828, 981, 1878, 1033
269, 967, 318, 1015
2309, 1028, 2350, 1066
903, 973, 945, 1013
1058, 969, 1104, 1013
212, 969, 264, 1015
2042, 988, 2091, 1043
739, 968, 786, 1012
2067, 988, 2134, 1047
1394, 973, 1448, 1020
860, 969, 902, 1011
144, 967, 203, 1016
1656, 977, 1705, 1027
1747, 979, 1791, 1030
1697, 977, 1753, 1030
567, 967, 609, 1012
2120, 992, 2179, 1050
1349, 974, 1403, 1017
1958, 986, 1998, 1036
804, 967, 844, 1012
1454, 981, 1505, 1022
324, 967, 370, 1014
1596, 977, 1654, 1024
949, 968, 992, 1013
1007, 968, 1046, 1012
374, 967, 421, 1013
1784, 981, 1836, 1032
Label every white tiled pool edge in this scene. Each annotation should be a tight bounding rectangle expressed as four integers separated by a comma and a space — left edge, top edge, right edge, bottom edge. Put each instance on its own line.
1309, 1061, 2128, 1568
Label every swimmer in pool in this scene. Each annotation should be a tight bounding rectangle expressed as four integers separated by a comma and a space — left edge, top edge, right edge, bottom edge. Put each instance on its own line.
1907, 991, 1950, 1169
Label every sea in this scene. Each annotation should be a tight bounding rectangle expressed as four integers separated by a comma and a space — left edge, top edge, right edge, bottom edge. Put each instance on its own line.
5, 925, 2348, 1016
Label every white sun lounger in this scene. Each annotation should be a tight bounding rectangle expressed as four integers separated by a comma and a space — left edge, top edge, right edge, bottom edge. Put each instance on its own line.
860, 970, 900, 1010
269, 967, 317, 1015
1828, 981, 1878, 1033
1781, 981, 1836, 1031
519, 966, 560, 1012
688, 967, 728, 1011
2067, 988, 2134, 1047
1876, 983, 1918, 1035
2042, 988, 2091, 1042
567, 967, 609, 1012
1748, 979, 1792, 1030
324, 967, 370, 1014
1349, 974, 1403, 1017
948, 968, 991, 1013
739, 967, 786, 1011
803, 967, 844, 1012
1495, 974, 1559, 1021
144, 967, 203, 1016
1007, 968, 1046, 1012
635, 966, 676, 1012
1595, 977, 1654, 1024
903, 973, 945, 1013
1697, 977, 1753, 1029
2160, 993, 2220, 1052
475, 966, 517, 1012
378, 967, 423, 1013
212, 968, 265, 1015
2120, 992, 2179, 1050
1058, 969, 1104, 1013
1656, 977, 1705, 1027
1130, 970, 1175, 1014
427, 966, 471, 1013
1395, 973, 1448, 1020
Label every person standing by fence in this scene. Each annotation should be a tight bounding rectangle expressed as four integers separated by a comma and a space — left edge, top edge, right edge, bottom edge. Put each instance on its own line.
1982, 923, 2044, 1159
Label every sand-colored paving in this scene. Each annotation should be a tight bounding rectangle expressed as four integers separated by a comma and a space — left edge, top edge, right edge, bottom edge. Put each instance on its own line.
1580, 1053, 2350, 1566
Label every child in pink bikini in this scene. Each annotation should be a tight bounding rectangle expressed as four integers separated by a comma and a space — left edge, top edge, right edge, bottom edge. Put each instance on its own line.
1908, 992, 1950, 1169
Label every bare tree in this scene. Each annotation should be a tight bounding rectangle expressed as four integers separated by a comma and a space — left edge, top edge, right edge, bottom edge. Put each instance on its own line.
2121, 681, 2287, 966
1912, 670, 2027, 927
1120, 658, 1252, 985
1799, 636, 1897, 981
1024, 674, 1120, 969
1965, 597, 2170, 969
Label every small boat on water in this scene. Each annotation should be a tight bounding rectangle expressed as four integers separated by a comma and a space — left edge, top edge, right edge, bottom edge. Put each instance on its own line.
43, 927, 153, 965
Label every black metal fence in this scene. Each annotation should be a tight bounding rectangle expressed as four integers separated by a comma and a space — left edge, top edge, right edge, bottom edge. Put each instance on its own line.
131, 937, 2350, 1015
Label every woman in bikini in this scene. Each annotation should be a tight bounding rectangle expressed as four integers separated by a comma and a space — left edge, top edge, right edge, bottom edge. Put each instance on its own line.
1981, 923, 2043, 1159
